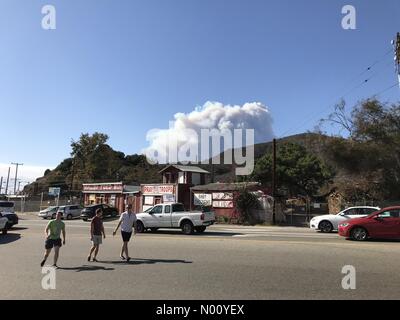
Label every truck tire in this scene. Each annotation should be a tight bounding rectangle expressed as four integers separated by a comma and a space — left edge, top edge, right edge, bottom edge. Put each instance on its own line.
136, 221, 145, 233
195, 226, 206, 233
181, 221, 194, 235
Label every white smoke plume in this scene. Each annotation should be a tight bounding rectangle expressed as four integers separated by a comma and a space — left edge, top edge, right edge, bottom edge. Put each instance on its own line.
142, 101, 274, 165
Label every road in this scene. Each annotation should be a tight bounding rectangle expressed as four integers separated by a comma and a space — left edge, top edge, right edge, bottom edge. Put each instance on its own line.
1, 214, 400, 300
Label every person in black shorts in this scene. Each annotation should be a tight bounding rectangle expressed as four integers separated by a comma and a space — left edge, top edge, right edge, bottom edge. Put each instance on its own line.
40, 211, 66, 268
113, 204, 137, 262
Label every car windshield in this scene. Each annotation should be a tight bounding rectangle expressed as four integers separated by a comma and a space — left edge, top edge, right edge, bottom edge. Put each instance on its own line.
144, 207, 153, 213
0, 202, 14, 208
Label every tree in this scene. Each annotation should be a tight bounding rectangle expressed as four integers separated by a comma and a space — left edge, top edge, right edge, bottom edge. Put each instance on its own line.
235, 188, 262, 225
322, 99, 400, 199
252, 142, 333, 198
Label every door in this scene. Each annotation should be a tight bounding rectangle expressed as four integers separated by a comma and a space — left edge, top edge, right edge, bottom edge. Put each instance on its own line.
162, 205, 172, 228
370, 209, 400, 238
146, 205, 164, 227
171, 203, 186, 228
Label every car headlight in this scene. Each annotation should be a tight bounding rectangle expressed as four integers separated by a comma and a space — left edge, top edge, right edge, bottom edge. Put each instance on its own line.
340, 223, 350, 228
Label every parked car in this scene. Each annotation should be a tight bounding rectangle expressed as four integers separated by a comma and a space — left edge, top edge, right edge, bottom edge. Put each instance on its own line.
0, 201, 19, 229
339, 206, 400, 241
81, 204, 119, 221
309, 206, 380, 233
0, 214, 9, 234
136, 203, 216, 235
58, 205, 82, 220
38, 206, 59, 219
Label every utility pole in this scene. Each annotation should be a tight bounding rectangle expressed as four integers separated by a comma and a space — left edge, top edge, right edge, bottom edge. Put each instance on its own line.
392, 32, 400, 88
0, 176, 2, 194
272, 138, 277, 225
11, 162, 23, 195
5, 167, 10, 195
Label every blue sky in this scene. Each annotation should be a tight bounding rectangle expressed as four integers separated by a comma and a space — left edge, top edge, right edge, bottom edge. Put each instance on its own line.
0, 0, 399, 181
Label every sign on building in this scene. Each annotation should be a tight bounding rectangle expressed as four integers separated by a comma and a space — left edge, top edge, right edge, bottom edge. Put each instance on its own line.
194, 193, 212, 206
142, 185, 175, 195
163, 194, 176, 203
212, 192, 234, 200
212, 200, 234, 208
48, 187, 61, 196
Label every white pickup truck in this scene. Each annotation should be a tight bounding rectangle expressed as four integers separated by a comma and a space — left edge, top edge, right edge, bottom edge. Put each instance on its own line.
135, 203, 215, 235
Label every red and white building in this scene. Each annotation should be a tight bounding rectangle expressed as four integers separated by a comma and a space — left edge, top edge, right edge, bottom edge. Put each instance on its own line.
82, 182, 141, 213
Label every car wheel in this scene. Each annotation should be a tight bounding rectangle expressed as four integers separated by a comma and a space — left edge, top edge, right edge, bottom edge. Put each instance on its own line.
82, 218, 88, 222
136, 221, 145, 233
351, 227, 368, 241
67, 214, 72, 220
150, 228, 158, 233
195, 226, 206, 233
2, 229, 7, 235
182, 221, 194, 235
319, 220, 333, 233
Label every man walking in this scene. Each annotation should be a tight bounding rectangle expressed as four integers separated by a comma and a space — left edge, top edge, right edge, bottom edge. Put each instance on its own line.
87, 208, 105, 262
113, 204, 137, 262
40, 211, 66, 268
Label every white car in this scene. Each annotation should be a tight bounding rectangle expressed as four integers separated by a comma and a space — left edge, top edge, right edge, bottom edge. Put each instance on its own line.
136, 203, 215, 235
0, 215, 8, 234
58, 205, 82, 220
310, 206, 380, 233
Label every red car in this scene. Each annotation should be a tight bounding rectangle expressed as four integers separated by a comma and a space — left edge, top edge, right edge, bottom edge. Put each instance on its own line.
338, 206, 400, 241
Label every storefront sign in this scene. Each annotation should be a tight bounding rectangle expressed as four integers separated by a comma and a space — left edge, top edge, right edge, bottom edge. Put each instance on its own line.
194, 193, 212, 206
212, 192, 233, 200
142, 185, 175, 195
82, 183, 123, 193
213, 200, 234, 208
163, 194, 176, 203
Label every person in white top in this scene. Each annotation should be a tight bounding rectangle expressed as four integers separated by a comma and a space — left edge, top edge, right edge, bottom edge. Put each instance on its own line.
113, 204, 137, 262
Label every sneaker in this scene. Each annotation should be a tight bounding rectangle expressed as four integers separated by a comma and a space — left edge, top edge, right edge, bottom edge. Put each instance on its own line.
93, 258, 98, 262
87, 256, 91, 262
40, 260, 46, 267
127, 257, 131, 262
52, 264, 58, 269
120, 255, 126, 260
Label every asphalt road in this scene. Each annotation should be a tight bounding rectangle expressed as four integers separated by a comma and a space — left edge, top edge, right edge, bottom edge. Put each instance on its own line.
1, 215, 400, 300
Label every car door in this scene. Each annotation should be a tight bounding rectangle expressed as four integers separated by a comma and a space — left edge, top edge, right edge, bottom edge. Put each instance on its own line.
369, 210, 400, 238
146, 205, 164, 227
171, 203, 186, 228
70, 205, 80, 218
162, 205, 172, 228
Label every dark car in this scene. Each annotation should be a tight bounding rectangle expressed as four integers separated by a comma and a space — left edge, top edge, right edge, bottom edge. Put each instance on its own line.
80, 204, 119, 221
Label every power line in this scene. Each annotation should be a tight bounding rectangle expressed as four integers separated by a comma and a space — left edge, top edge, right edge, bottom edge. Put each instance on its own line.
278, 47, 396, 138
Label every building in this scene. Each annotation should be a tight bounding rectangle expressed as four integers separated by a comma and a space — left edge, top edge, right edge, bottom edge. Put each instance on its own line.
141, 165, 209, 211
82, 182, 141, 213
190, 182, 275, 222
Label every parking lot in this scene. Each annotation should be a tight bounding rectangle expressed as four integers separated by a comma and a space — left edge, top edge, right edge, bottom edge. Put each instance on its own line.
1, 214, 400, 300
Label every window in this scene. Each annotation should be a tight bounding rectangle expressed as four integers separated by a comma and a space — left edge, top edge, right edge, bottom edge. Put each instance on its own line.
342, 209, 357, 216
172, 204, 185, 213
151, 206, 163, 214
362, 208, 378, 215
0, 202, 14, 208
164, 205, 171, 213
378, 210, 400, 218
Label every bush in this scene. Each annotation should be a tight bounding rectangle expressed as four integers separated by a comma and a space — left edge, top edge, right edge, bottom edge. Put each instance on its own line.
235, 189, 262, 225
